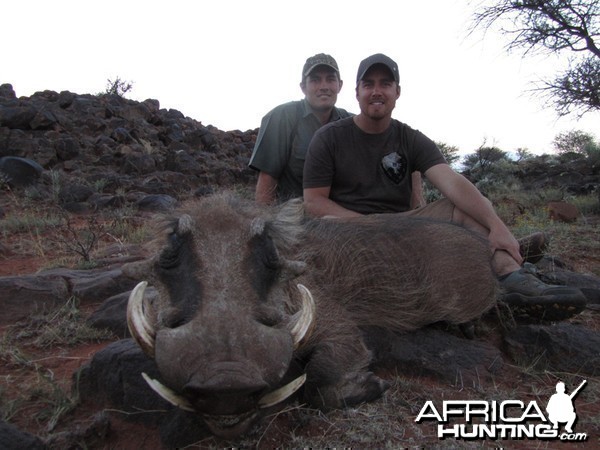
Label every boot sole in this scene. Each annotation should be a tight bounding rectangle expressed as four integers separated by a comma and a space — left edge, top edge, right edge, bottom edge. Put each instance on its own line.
500, 292, 587, 321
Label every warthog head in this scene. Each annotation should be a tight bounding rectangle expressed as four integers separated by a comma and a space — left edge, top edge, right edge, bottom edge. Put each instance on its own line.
126, 194, 315, 437
125, 192, 498, 438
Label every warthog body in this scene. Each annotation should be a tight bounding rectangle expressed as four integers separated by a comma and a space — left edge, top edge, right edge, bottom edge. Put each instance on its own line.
126, 192, 497, 437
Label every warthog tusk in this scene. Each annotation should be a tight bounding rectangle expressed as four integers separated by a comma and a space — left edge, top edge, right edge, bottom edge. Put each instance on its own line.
141, 372, 305, 412
289, 284, 315, 348
258, 373, 307, 408
141, 372, 195, 412
127, 281, 156, 358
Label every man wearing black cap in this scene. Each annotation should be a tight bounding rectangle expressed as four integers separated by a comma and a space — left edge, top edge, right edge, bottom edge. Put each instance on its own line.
303, 53, 587, 311
248, 53, 351, 204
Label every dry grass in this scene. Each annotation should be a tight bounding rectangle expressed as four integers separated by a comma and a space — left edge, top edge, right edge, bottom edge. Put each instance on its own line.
508, 206, 600, 276
1, 192, 150, 271
0, 299, 115, 436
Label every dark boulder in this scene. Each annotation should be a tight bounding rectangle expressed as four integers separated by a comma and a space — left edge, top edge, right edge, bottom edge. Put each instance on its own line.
0, 156, 44, 186
87, 291, 131, 337
0, 274, 70, 325
368, 327, 505, 384
76, 339, 170, 424
503, 323, 600, 375
0, 420, 47, 450
136, 194, 177, 211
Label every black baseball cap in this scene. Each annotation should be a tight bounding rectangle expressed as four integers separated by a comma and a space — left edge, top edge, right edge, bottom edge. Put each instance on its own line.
356, 53, 400, 84
302, 53, 340, 80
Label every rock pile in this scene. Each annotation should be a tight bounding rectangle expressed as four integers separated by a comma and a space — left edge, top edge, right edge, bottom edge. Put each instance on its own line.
0, 83, 257, 212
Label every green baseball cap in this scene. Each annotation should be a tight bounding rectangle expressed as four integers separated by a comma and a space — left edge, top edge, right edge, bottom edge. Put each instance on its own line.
302, 53, 340, 80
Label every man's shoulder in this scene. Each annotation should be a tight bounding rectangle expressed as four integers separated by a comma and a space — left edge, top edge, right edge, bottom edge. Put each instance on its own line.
333, 107, 353, 119
390, 118, 416, 132
267, 100, 304, 116
256, 100, 307, 132
310, 117, 355, 147
390, 119, 435, 142
320, 116, 355, 132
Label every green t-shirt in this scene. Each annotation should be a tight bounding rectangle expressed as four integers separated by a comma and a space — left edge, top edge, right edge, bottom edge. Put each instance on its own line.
249, 99, 351, 202
303, 117, 446, 214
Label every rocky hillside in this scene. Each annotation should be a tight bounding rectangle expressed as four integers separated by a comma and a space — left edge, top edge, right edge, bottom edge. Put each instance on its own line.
0, 83, 257, 212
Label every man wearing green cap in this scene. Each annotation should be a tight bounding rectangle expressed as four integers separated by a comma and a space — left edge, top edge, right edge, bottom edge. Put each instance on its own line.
248, 53, 351, 204
303, 53, 587, 313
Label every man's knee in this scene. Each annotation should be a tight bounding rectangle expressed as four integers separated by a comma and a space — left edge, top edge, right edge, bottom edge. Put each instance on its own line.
405, 197, 455, 221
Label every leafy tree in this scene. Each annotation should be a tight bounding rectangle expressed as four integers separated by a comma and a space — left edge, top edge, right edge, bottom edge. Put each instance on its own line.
435, 141, 462, 167
545, 56, 600, 116
515, 147, 533, 161
104, 77, 134, 97
462, 144, 522, 195
463, 144, 509, 174
471, 0, 600, 117
553, 129, 599, 155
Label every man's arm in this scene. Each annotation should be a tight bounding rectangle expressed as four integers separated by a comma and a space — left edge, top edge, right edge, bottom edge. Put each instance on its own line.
410, 172, 426, 209
303, 186, 362, 218
424, 164, 521, 262
249, 103, 296, 203
255, 172, 279, 205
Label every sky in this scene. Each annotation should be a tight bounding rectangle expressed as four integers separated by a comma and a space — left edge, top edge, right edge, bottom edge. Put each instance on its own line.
3, 0, 598, 155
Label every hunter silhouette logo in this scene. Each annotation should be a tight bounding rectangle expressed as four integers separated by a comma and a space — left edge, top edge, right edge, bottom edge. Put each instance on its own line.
415, 379, 588, 442
546, 380, 586, 434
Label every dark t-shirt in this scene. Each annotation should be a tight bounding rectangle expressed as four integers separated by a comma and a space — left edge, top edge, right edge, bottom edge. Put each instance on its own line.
303, 117, 446, 214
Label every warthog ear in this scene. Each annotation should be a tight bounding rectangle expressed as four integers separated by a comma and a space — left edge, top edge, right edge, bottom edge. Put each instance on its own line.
268, 199, 305, 250
174, 214, 194, 234
250, 217, 266, 236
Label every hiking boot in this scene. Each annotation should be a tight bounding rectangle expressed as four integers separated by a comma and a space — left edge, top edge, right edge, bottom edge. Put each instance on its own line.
518, 232, 549, 264
500, 264, 587, 321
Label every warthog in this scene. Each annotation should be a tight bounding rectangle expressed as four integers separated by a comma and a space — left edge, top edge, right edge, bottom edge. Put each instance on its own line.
126, 192, 497, 438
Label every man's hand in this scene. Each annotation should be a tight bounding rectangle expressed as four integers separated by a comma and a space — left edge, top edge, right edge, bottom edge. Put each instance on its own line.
488, 223, 523, 265
304, 186, 362, 218
255, 172, 278, 205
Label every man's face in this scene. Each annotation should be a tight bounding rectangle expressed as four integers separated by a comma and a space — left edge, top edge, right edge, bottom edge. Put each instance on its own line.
300, 67, 343, 112
356, 64, 400, 121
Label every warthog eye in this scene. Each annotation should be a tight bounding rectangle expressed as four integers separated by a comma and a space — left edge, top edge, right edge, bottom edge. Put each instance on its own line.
246, 231, 282, 298
262, 251, 280, 271
159, 232, 184, 269
154, 225, 202, 318
255, 240, 280, 274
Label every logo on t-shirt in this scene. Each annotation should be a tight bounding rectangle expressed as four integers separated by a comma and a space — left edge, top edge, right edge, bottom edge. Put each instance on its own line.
381, 152, 407, 185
